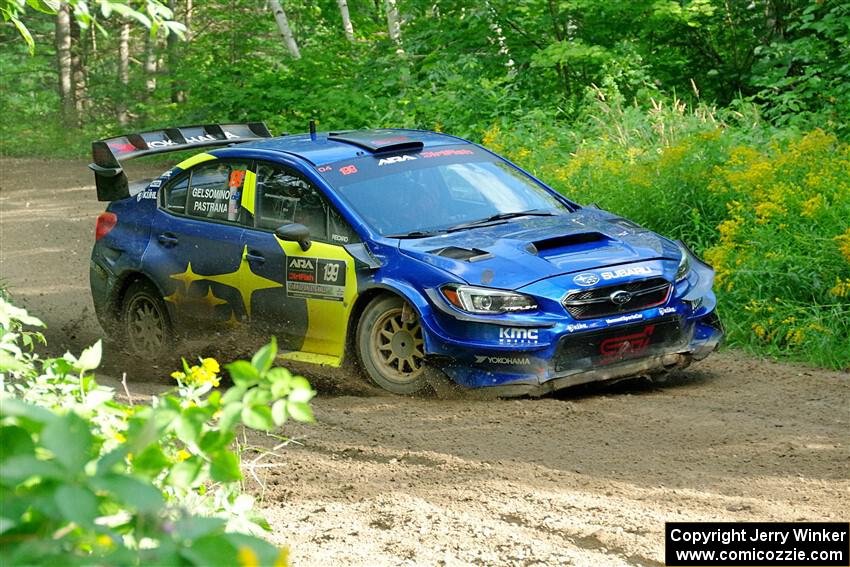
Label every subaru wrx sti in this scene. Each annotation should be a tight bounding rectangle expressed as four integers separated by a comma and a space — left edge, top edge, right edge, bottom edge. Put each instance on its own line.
89, 123, 722, 396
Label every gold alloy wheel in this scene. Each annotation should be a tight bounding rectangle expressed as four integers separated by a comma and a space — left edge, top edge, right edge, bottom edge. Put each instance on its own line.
370, 307, 426, 383
126, 294, 165, 356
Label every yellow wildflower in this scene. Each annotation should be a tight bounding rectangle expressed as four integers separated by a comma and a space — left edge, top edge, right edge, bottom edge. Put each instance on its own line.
829, 277, 850, 298
835, 228, 850, 262
202, 357, 220, 374
237, 546, 260, 567
274, 547, 291, 567
800, 194, 824, 218
752, 323, 766, 339
96, 534, 113, 548
176, 449, 191, 462
113, 432, 127, 443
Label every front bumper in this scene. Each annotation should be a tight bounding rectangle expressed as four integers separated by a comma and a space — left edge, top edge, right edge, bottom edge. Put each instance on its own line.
417, 258, 723, 395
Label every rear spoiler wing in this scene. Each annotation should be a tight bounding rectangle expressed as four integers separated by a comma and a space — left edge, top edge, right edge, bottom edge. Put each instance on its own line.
89, 122, 273, 201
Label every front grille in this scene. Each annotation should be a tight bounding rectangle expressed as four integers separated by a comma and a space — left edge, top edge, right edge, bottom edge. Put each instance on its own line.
563, 277, 671, 320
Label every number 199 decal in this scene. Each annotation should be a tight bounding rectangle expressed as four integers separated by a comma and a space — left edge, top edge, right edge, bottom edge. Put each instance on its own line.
285, 257, 347, 301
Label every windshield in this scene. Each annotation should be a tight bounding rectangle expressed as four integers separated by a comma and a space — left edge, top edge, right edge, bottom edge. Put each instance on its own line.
318, 145, 571, 236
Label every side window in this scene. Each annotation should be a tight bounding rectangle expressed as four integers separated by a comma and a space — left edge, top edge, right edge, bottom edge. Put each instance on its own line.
185, 161, 251, 223
255, 163, 328, 238
163, 175, 189, 214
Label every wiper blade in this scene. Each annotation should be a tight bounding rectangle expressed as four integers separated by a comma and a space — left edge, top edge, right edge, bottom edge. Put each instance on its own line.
386, 229, 448, 239
445, 209, 557, 232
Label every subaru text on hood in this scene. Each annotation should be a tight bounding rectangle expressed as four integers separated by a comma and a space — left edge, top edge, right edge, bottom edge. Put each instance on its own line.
88, 124, 723, 396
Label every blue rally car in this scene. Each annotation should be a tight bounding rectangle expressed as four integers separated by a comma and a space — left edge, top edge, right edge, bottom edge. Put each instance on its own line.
89, 122, 722, 396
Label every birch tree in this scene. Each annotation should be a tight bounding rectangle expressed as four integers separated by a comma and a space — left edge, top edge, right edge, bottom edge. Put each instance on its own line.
269, 0, 300, 59
117, 21, 130, 126
55, 2, 75, 127
384, 0, 401, 47
337, 0, 355, 42
144, 33, 157, 98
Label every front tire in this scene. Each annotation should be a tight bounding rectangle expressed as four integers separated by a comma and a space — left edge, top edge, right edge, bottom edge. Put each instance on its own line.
121, 280, 174, 360
356, 295, 429, 395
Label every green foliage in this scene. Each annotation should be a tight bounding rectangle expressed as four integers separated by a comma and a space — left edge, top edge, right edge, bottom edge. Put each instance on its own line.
0, 297, 310, 565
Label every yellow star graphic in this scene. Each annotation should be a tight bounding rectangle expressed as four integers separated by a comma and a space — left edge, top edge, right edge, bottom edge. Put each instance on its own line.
204, 246, 282, 318
164, 283, 186, 305
170, 261, 203, 291
199, 287, 228, 310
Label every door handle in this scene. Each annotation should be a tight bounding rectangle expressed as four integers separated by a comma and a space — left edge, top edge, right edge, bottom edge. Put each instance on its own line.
246, 251, 266, 264
158, 233, 179, 247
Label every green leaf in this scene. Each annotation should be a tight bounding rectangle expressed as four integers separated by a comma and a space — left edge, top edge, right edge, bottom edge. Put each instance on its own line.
25, 0, 60, 15
241, 405, 273, 431
250, 337, 277, 374
130, 445, 170, 478
221, 385, 246, 405
173, 516, 226, 541
92, 474, 163, 514
168, 457, 204, 488
286, 401, 315, 423
225, 360, 259, 387
0, 455, 64, 485
175, 407, 209, 447
209, 450, 241, 482
218, 403, 242, 431
199, 429, 233, 453
0, 425, 35, 461
271, 399, 287, 427
75, 340, 102, 372
55, 484, 98, 527
41, 412, 93, 472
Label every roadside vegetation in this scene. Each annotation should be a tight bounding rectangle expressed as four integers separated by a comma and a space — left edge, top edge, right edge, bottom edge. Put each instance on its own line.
0, 0, 848, 369
0, 297, 313, 565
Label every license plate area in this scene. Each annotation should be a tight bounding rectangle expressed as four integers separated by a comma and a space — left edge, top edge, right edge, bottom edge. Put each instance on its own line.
554, 317, 683, 371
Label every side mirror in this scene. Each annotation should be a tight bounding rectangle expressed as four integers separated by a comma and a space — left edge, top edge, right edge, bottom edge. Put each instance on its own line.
275, 223, 311, 251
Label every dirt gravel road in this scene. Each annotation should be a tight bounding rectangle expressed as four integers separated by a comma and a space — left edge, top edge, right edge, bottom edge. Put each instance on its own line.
1, 159, 848, 566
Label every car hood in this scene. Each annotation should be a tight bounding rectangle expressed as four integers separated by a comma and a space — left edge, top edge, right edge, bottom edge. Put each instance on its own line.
397, 209, 680, 290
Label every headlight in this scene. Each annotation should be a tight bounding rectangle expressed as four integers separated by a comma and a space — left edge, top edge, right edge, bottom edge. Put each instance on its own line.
675, 242, 692, 281
440, 285, 537, 314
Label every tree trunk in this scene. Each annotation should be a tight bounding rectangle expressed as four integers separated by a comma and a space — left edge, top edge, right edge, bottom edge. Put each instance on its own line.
55, 3, 75, 128
70, 14, 86, 122
144, 32, 157, 99
337, 0, 355, 42
269, 0, 301, 59
167, 0, 185, 103
117, 21, 130, 126
384, 0, 402, 46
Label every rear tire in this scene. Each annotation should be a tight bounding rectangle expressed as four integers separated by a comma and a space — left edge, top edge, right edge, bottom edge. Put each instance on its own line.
356, 295, 430, 395
121, 280, 174, 361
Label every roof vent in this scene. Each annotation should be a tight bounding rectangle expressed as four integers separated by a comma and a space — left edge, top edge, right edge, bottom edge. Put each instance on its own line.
328, 130, 424, 154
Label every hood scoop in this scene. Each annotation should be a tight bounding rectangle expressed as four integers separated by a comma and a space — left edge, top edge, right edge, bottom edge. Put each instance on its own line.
429, 246, 493, 262
527, 231, 610, 256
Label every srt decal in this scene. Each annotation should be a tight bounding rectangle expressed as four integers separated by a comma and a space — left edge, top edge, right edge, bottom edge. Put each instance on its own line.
378, 155, 417, 166
498, 328, 539, 344
601, 266, 653, 280
566, 322, 590, 333
605, 313, 644, 325
573, 273, 600, 287
474, 355, 531, 365
285, 257, 346, 301
599, 325, 655, 365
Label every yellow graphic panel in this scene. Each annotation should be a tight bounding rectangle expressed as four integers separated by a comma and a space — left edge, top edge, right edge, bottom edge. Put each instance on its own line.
241, 170, 257, 214
276, 238, 358, 365
175, 152, 216, 171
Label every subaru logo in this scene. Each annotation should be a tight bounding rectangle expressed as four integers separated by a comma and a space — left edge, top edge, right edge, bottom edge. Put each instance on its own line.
573, 273, 599, 287
610, 290, 632, 305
